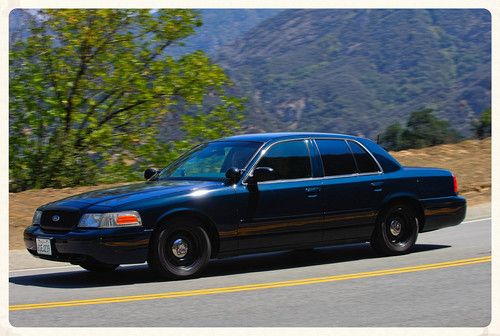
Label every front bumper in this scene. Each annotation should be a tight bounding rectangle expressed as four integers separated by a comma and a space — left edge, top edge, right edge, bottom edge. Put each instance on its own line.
24, 226, 151, 265
420, 195, 467, 232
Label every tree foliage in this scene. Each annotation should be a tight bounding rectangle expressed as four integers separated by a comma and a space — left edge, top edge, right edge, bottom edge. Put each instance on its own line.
380, 108, 461, 151
472, 107, 491, 139
379, 123, 404, 151
9, 9, 244, 191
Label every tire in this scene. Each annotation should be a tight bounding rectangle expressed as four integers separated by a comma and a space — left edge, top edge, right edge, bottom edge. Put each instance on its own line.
79, 260, 119, 272
148, 217, 211, 279
370, 203, 419, 256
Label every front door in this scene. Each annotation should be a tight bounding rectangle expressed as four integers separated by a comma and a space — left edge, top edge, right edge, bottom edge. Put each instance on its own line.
237, 139, 324, 251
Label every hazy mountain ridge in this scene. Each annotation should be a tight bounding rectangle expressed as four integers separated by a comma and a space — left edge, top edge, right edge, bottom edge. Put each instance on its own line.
169, 9, 283, 56
217, 9, 491, 138
9, 9, 491, 139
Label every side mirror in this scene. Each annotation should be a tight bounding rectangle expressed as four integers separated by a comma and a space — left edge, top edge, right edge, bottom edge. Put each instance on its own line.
248, 167, 276, 184
144, 168, 158, 180
225, 167, 243, 184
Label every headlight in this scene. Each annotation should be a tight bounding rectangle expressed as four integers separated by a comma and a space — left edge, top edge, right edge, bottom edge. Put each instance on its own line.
78, 211, 142, 228
32, 210, 42, 226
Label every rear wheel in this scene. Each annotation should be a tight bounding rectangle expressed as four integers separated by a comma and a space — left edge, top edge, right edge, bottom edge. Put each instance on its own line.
148, 218, 211, 279
371, 203, 419, 256
79, 260, 119, 272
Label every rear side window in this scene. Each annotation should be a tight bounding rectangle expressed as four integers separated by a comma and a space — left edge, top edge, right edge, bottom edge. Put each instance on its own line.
316, 140, 357, 176
257, 140, 312, 180
347, 141, 380, 173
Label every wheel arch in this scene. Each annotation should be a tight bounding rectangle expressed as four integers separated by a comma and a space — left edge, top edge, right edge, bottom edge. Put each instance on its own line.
153, 208, 220, 258
378, 193, 425, 232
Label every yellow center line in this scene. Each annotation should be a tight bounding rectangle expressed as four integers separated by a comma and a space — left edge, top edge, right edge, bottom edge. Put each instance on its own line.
10, 255, 491, 311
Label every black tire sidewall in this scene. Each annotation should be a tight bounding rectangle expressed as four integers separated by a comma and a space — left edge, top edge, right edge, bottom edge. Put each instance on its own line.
151, 220, 211, 279
375, 204, 419, 254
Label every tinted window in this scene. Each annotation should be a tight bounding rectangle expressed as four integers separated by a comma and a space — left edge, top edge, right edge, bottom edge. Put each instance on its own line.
257, 140, 312, 180
347, 141, 380, 173
316, 140, 357, 176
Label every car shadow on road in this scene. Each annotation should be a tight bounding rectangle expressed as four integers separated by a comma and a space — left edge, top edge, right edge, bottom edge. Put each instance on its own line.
9, 243, 450, 289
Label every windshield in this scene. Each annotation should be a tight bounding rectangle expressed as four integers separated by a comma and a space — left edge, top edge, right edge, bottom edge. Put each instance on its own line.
158, 141, 262, 181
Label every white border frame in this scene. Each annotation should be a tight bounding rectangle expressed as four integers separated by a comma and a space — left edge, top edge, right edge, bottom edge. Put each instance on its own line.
1, 2, 496, 336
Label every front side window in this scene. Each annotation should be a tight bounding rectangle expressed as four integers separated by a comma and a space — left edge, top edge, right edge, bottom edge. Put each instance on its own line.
347, 141, 380, 173
158, 141, 262, 181
316, 139, 357, 176
256, 140, 312, 181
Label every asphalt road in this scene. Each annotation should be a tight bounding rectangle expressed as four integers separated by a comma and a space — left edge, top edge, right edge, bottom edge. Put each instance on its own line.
9, 216, 491, 327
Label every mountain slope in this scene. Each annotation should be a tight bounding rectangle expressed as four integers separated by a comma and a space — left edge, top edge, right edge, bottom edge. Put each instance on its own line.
217, 9, 491, 138
170, 9, 282, 56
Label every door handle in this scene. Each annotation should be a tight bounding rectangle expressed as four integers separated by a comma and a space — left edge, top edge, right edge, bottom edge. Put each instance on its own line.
305, 186, 321, 198
305, 187, 321, 193
370, 181, 384, 191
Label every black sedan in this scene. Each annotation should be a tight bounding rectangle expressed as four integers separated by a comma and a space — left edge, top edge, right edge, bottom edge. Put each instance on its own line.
24, 132, 466, 279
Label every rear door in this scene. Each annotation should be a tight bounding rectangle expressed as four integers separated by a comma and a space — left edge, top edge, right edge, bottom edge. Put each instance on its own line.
314, 139, 383, 242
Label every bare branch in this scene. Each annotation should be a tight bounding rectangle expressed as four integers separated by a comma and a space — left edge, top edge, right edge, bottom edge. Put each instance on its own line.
97, 99, 148, 127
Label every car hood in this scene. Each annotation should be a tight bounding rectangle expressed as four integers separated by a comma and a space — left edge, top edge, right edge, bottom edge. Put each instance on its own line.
40, 180, 225, 210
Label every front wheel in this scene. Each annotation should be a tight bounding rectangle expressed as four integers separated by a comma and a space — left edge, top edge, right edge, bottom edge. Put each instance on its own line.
371, 203, 419, 256
148, 218, 211, 279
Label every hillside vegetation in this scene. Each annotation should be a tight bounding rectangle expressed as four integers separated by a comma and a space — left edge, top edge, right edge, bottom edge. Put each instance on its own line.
9, 137, 491, 250
9, 9, 491, 191
169, 9, 282, 56
217, 9, 491, 138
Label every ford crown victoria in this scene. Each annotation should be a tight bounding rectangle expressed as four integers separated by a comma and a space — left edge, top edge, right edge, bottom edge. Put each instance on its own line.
24, 132, 466, 279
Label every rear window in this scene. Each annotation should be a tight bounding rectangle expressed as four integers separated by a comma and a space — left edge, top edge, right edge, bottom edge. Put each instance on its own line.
315, 139, 357, 176
347, 141, 380, 173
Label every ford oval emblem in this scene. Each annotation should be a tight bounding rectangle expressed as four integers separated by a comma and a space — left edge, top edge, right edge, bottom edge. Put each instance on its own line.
52, 215, 60, 222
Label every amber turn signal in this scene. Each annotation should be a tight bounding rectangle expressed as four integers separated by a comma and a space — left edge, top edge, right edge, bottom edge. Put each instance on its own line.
116, 215, 141, 225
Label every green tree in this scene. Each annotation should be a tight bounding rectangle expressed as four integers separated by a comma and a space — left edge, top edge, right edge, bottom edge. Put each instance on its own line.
403, 109, 461, 149
379, 108, 461, 151
9, 9, 244, 191
472, 107, 491, 139
379, 122, 405, 151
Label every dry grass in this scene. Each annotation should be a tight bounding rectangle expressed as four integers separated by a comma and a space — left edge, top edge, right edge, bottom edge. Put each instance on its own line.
9, 138, 491, 250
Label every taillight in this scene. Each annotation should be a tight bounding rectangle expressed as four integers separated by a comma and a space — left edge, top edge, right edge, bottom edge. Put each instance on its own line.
453, 175, 458, 194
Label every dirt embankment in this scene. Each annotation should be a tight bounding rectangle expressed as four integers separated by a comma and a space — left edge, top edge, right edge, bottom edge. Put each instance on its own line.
9, 138, 491, 250
391, 137, 491, 205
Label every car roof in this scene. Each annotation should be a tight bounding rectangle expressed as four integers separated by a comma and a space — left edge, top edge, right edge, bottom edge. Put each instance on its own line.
218, 132, 359, 143
217, 132, 402, 173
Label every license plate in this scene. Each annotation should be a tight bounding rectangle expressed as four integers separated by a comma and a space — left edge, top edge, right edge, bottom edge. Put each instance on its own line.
36, 238, 52, 256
